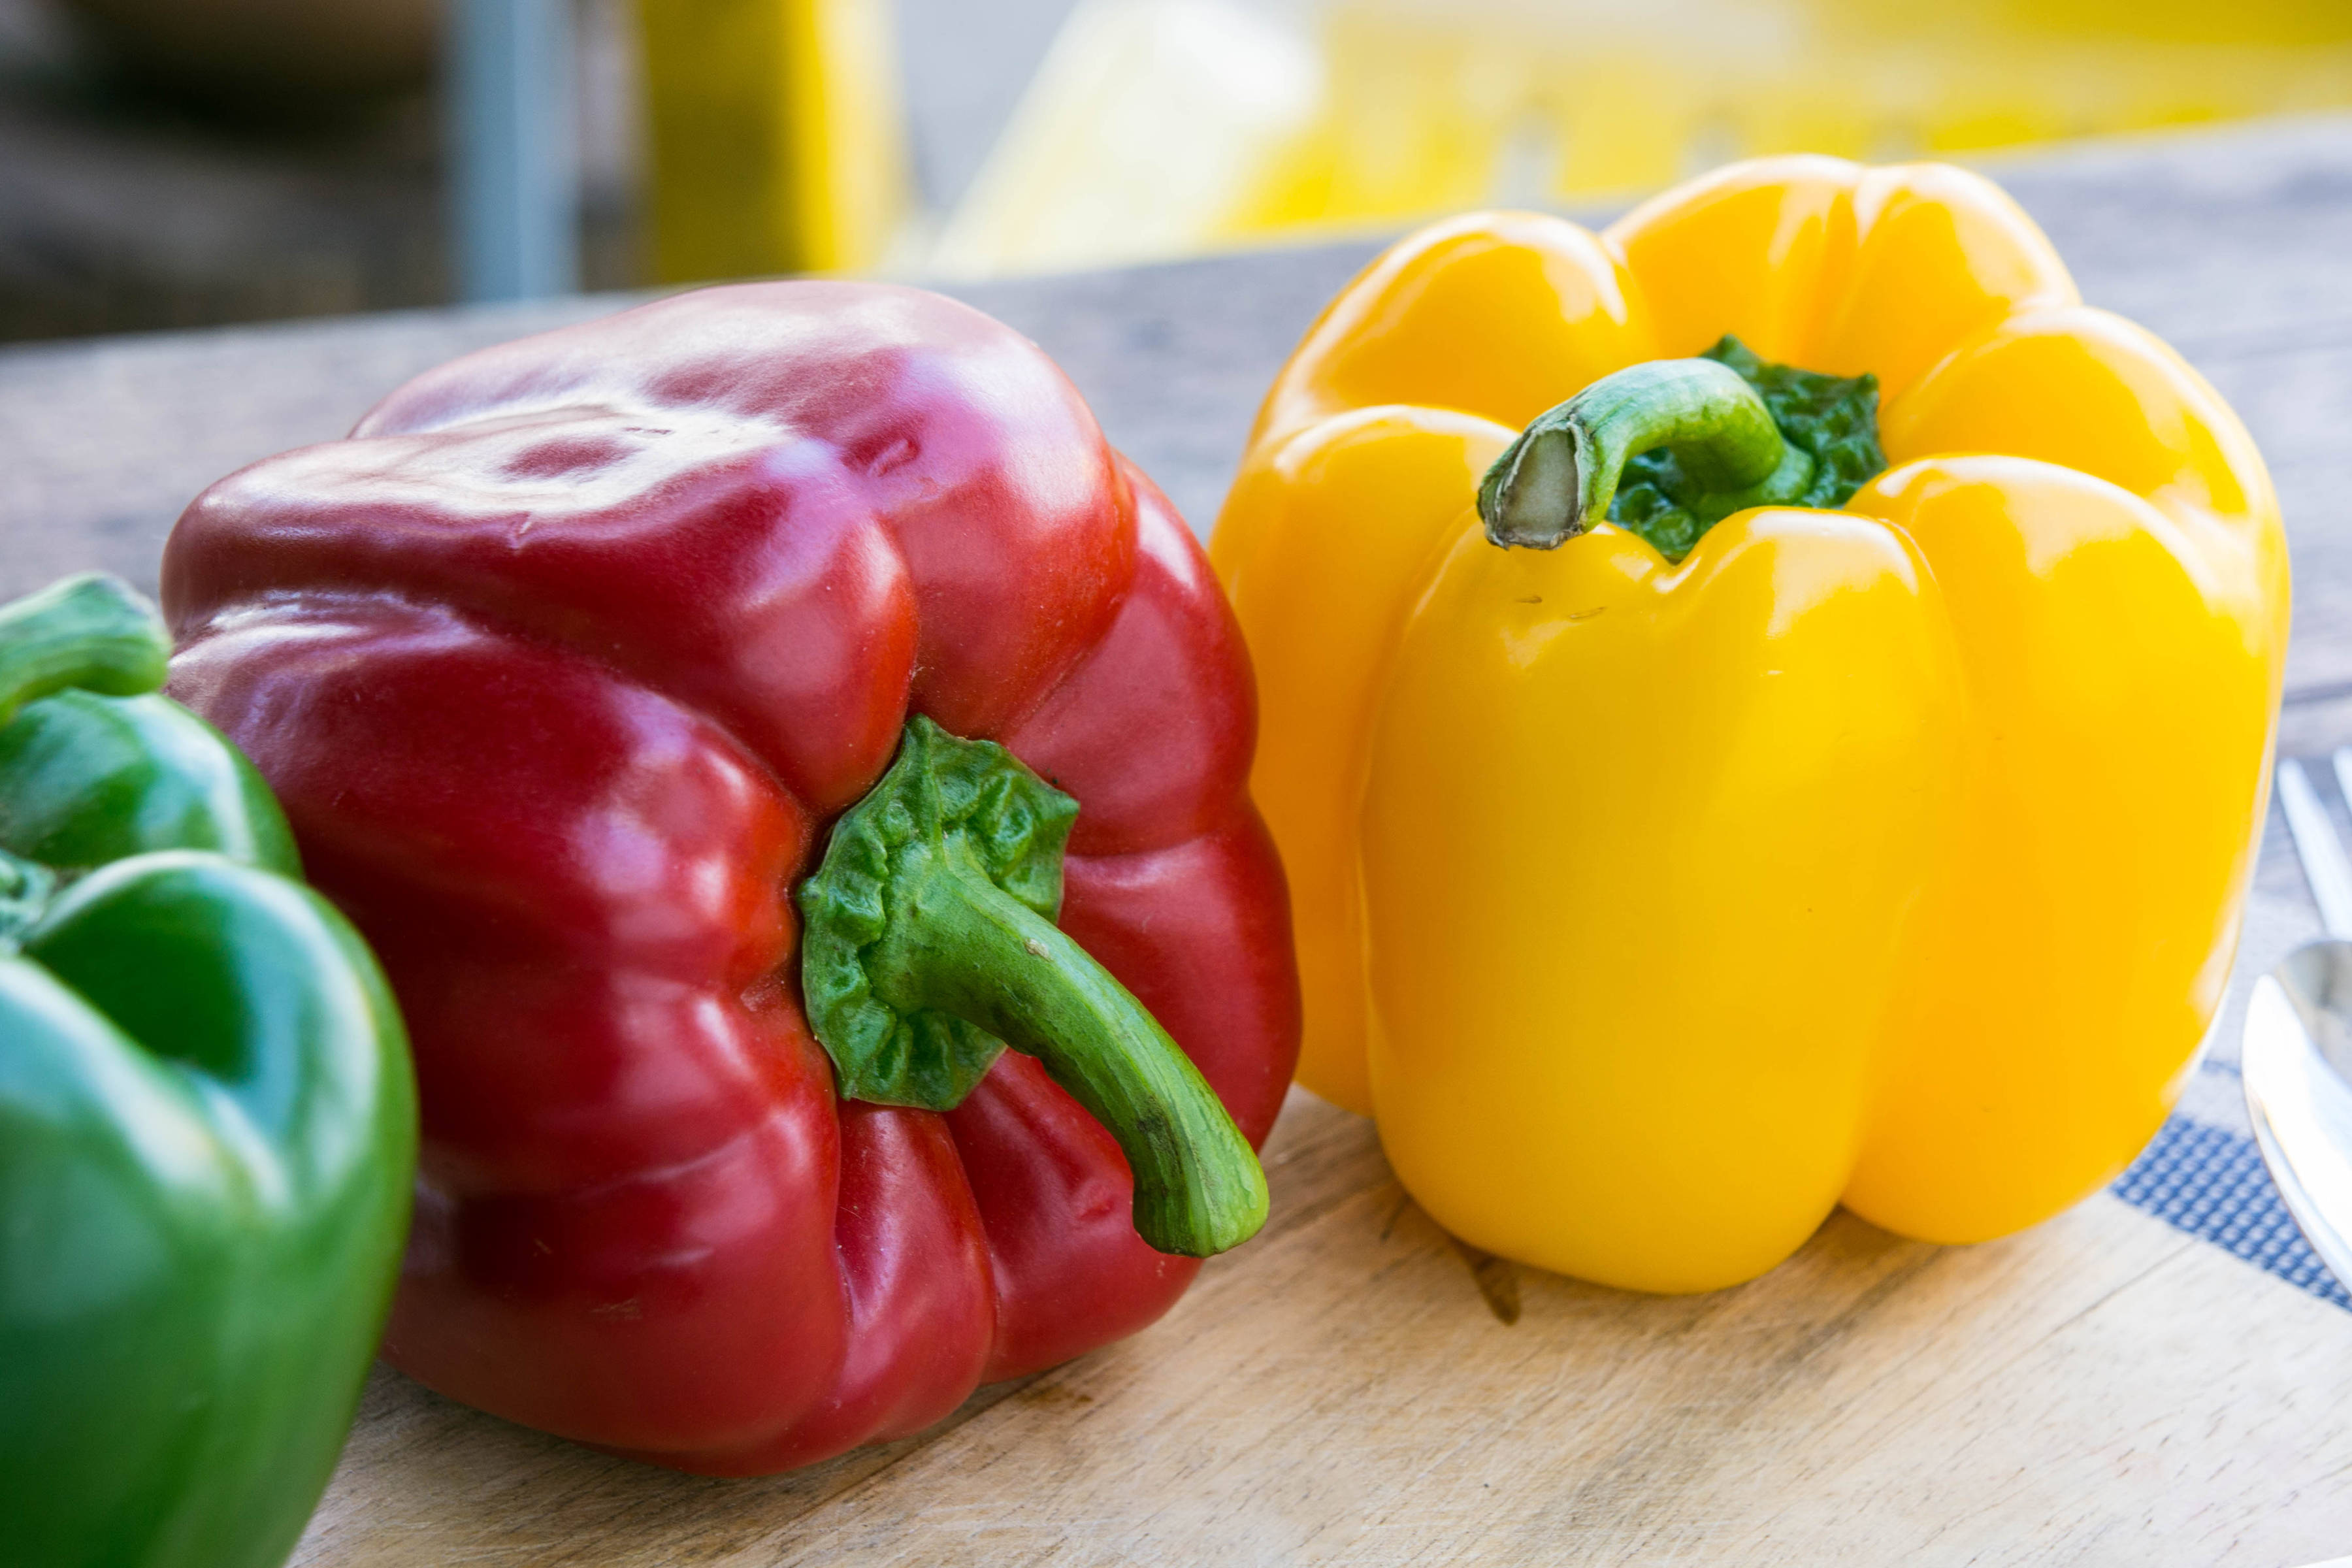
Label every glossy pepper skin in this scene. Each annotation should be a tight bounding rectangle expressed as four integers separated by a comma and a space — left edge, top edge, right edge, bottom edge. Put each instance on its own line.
163, 282, 1300, 1473
1211, 157, 2288, 1293
0, 575, 415, 1568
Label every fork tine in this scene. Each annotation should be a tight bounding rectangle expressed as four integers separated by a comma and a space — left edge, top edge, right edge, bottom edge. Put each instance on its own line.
2330, 747, 2352, 828
2279, 757, 2352, 939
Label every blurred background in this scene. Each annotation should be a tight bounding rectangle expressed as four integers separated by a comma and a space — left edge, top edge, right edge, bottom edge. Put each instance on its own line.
3, 0, 2349, 342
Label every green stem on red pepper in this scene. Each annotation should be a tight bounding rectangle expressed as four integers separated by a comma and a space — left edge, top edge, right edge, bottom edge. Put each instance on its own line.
1479, 335, 1886, 561
797, 716, 1269, 1258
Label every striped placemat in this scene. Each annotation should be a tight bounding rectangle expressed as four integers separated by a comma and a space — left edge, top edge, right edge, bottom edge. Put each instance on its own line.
2119, 763, 2351, 1310
2114, 1091, 2350, 1309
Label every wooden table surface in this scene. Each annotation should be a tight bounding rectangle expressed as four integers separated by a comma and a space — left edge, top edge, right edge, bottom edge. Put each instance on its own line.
8, 117, 2352, 1565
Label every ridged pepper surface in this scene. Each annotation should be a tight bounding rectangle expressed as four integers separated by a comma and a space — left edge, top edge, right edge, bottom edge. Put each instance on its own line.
163, 282, 1298, 1474
1213, 157, 2287, 1293
0, 574, 414, 1568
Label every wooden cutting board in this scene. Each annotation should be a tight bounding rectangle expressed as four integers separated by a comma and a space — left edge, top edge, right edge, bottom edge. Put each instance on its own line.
289, 1081, 2352, 1566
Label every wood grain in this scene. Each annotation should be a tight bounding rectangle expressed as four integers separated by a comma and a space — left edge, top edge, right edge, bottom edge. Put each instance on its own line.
289, 1088, 2352, 1567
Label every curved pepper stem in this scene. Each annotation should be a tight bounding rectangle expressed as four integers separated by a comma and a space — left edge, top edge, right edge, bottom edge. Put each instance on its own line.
798, 717, 1269, 1258
0, 574, 169, 730
1480, 356, 1817, 551
0, 574, 167, 947
0, 846, 55, 949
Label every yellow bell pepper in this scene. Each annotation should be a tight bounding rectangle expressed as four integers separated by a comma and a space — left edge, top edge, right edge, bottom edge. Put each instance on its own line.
1211, 157, 2289, 1293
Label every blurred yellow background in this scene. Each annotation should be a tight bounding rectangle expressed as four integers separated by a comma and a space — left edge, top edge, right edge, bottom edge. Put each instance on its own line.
636, 0, 909, 281
919, 0, 2352, 276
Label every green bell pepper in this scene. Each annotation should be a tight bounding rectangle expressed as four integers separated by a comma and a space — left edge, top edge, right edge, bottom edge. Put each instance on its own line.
0, 575, 416, 1568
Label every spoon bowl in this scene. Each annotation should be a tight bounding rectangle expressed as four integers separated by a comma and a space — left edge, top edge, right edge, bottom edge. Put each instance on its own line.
2242, 939, 2352, 1289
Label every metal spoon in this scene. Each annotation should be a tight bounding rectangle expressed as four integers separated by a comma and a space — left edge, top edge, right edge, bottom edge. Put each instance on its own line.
2241, 755, 2352, 1290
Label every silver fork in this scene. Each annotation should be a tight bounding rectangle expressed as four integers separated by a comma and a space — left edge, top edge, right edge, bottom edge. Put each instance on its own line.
2244, 753, 2352, 1290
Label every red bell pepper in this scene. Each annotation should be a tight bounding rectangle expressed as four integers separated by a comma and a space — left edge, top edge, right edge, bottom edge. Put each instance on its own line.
161, 282, 1301, 1475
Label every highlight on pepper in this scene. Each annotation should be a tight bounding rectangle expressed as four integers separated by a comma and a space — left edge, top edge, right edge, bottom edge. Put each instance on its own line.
1213, 154, 2288, 1295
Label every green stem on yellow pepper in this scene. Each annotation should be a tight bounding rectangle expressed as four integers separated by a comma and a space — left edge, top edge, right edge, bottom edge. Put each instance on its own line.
1479, 357, 1815, 551
1479, 337, 1887, 561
